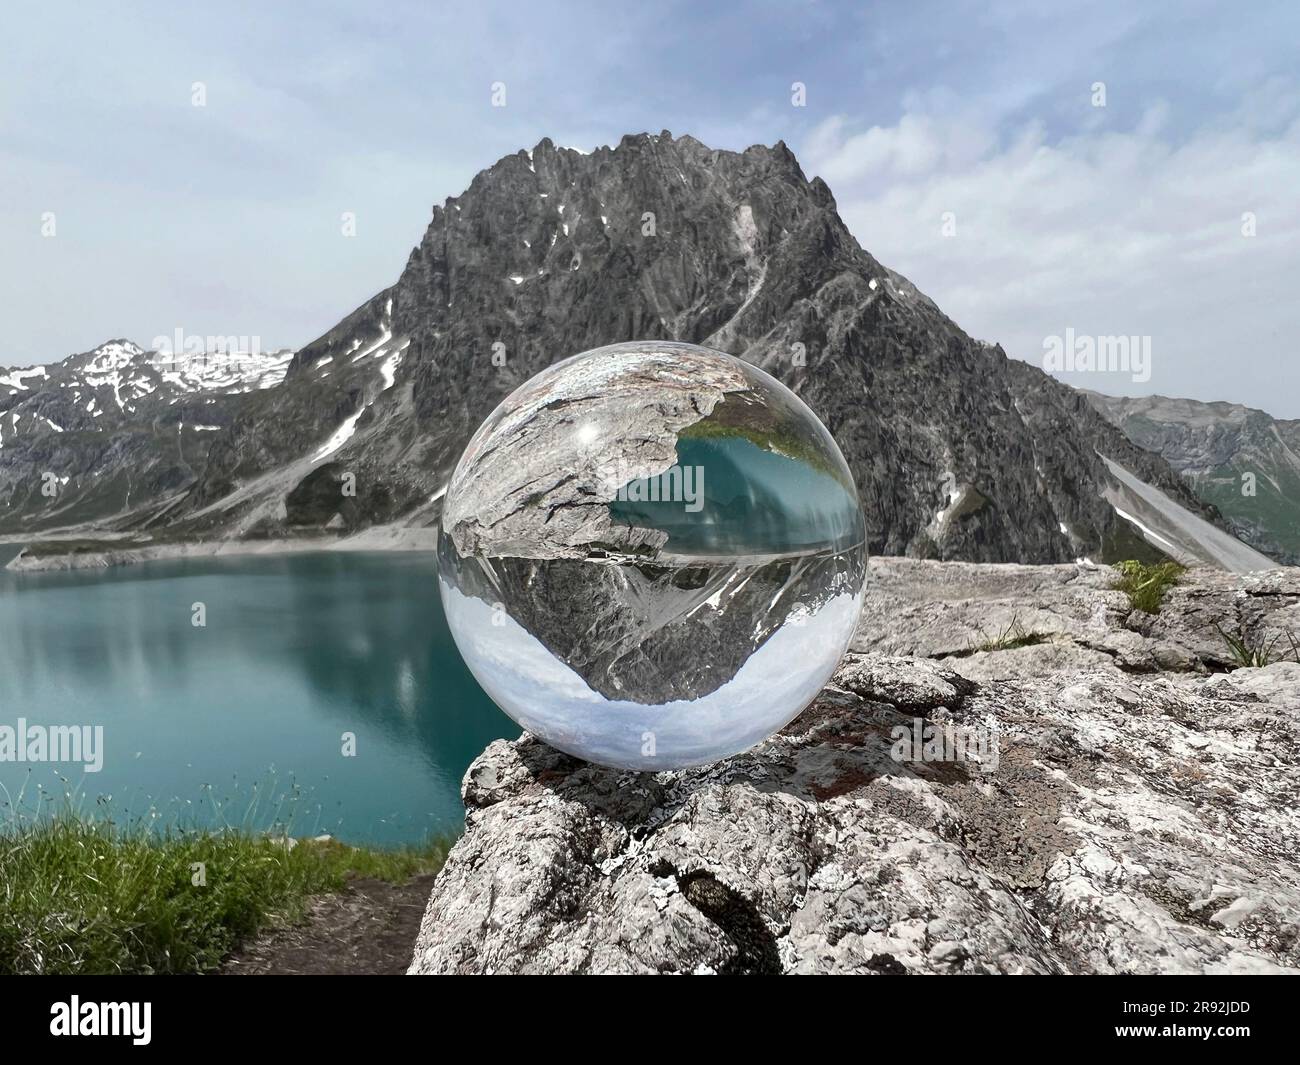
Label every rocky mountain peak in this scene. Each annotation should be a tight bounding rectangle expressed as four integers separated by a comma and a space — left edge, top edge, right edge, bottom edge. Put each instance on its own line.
1, 133, 1261, 571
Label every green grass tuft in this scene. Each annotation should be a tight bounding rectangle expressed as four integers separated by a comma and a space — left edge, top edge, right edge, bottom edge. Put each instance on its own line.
0, 813, 452, 975
1113, 559, 1184, 614
1214, 623, 1300, 669
975, 613, 1052, 653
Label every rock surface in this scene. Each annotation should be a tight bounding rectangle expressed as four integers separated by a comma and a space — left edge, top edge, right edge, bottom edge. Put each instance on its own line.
409, 558, 1300, 974
442, 342, 749, 561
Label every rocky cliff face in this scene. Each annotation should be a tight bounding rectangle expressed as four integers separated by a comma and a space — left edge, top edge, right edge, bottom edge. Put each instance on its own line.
2, 134, 1233, 565
410, 558, 1300, 975
1088, 391, 1300, 565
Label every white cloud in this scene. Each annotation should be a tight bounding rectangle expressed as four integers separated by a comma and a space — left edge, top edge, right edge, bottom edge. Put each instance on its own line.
441, 580, 860, 769
801, 86, 1300, 417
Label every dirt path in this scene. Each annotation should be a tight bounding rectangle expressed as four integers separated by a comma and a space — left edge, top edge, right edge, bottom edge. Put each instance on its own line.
220, 873, 437, 975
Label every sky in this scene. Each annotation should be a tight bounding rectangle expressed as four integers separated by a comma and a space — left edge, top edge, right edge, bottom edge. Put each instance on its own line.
2, 0, 1297, 416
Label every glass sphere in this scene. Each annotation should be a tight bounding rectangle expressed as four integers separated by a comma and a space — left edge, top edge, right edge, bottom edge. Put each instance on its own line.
439, 341, 868, 770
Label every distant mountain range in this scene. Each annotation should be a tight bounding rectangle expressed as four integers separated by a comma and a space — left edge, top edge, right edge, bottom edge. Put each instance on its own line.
0, 133, 1276, 571
0, 340, 293, 529
1087, 392, 1300, 565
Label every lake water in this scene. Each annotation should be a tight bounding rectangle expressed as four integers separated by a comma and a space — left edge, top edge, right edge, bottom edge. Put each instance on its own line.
0, 550, 514, 845
608, 435, 863, 556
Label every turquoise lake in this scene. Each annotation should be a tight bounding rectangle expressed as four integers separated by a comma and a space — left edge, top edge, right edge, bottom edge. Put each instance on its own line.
0, 550, 514, 845
608, 435, 864, 556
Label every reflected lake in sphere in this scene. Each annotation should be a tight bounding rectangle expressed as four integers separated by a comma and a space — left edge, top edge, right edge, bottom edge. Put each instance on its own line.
438, 341, 869, 770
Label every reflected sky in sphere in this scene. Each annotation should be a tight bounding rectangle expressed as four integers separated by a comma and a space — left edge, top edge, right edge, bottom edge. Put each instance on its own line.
438, 341, 868, 769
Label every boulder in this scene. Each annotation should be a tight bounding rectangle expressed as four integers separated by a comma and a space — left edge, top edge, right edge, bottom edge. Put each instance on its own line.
410, 560, 1300, 974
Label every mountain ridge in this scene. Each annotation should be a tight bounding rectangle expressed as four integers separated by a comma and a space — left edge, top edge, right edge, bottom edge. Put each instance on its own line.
0, 132, 1264, 570
1087, 390, 1300, 565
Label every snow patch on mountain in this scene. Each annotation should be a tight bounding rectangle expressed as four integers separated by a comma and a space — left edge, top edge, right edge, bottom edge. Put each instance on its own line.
1, 365, 48, 393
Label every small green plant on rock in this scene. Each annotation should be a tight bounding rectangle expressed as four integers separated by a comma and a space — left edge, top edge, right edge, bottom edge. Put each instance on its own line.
1214, 624, 1300, 669
1113, 559, 1184, 614
975, 613, 1052, 653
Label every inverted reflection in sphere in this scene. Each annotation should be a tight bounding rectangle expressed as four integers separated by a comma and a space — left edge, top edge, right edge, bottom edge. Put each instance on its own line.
439, 341, 868, 770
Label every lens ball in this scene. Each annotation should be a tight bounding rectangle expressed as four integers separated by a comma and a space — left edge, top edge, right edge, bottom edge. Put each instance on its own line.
439, 341, 868, 770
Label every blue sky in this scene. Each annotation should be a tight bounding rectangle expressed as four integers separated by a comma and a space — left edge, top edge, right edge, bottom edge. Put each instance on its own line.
2, 0, 1297, 414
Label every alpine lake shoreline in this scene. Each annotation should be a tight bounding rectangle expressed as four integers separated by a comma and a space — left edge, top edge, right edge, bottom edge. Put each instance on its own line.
4, 533, 1298, 973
